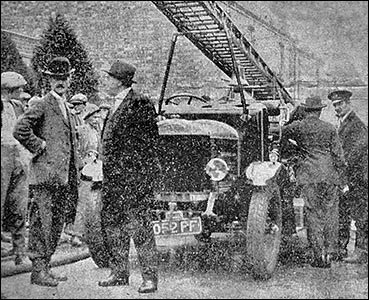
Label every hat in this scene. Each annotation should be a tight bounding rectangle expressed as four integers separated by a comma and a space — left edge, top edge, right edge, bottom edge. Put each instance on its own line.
43, 56, 75, 77
301, 96, 326, 110
99, 103, 111, 110
103, 60, 137, 85
1, 71, 27, 89
83, 107, 101, 121
69, 93, 87, 105
328, 90, 352, 104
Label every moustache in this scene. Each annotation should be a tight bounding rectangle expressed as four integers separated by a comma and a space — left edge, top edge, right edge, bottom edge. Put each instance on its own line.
56, 84, 65, 89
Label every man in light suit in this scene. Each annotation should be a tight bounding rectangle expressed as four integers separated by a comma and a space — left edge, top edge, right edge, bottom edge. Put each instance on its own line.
281, 96, 347, 268
99, 60, 161, 293
329, 90, 368, 264
1, 71, 29, 265
13, 57, 80, 287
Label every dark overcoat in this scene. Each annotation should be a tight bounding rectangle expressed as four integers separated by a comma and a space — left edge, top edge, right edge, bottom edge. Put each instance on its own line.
282, 115, 346, 187
101, 89, 160, 225
338, 111, 368, 218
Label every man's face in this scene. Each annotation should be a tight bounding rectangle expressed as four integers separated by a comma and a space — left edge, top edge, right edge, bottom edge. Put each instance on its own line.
100, 108, 109, 119
88, 113, 101, 128
74, 103, 86, 114
333, 100, 351, 118
105, 75, 123, 97
11, 86, 24, 100
49, 76, 70, 96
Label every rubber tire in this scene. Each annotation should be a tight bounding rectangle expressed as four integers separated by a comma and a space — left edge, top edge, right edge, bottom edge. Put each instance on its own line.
82, 183, 110, 268
246, 190, 282, 280
194, 214, 214, 243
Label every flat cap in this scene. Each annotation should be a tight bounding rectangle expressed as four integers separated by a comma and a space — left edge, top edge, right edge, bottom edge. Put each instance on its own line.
1, 71, 27, 89
328, 90, 352, 104
69, 93, 88, 105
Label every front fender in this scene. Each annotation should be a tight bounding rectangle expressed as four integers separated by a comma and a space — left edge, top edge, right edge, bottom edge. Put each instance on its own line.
245, 161, 282, 186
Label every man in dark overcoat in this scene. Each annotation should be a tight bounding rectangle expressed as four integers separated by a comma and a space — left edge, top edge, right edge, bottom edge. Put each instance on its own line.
329, 90, 368, 263
99, 60, 161, 293
281, 96, 347, 268
13, 57, 79, 287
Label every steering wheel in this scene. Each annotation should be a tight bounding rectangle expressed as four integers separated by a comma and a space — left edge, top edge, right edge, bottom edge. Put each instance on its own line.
165, 93, 209, 105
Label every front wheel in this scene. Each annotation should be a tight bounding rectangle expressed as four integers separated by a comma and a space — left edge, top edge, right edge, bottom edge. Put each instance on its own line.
246, 189, 282, 280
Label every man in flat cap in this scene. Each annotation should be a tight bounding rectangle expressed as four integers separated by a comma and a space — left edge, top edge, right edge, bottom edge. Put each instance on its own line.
99, 60, 161, 293
281, 96, 347, 268
69, 93, 88, 126
328, 90, 368, 264
13, 57, 80, 286
1, 71, 29, 266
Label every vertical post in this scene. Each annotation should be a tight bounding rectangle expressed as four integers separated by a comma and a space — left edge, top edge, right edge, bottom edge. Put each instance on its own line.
158, 33, 180, 114
260, 108, 264, 162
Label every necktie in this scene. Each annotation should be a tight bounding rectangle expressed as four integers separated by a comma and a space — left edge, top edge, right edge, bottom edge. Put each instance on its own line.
59, 100, 67, 119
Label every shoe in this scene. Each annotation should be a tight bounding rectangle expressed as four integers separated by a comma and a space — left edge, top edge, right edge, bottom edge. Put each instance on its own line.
331, 248, 348, 262
71, 236, 83, 247
138, 279, 158, 293
31, 270, 59, 287
311, 254, 331, 269
343, 251, 368, 264
48, 270, 68, 281
98, 274, 129, 287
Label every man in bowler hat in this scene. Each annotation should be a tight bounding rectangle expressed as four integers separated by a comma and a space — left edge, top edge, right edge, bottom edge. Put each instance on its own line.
328, 90, 368, 263
99, 60, 161, 293
13, 57, 80, 286
281, 96, 347, 268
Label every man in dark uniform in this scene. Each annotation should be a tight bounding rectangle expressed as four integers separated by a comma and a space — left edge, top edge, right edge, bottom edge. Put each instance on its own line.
281, 96, 347, 268
328, 90, 368, 263
99, 60, 161, 293
13, 57, 79, 286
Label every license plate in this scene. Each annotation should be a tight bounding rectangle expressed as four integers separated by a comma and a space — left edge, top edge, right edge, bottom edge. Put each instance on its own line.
152, 217, 202, 236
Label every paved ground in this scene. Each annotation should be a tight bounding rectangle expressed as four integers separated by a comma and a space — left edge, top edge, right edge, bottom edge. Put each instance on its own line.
1, 231, 368, 299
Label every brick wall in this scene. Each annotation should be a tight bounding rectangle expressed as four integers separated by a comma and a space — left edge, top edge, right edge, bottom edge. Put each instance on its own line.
1, 1, 282, 102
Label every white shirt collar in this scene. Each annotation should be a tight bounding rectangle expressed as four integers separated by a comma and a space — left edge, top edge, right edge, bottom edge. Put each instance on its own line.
112, 87, 132, 113
50, 90, 66, 103
339, 109, 353, 124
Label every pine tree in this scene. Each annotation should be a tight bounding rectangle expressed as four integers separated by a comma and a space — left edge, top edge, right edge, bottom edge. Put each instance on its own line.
1, 30, 36, 95
31, 13, 99, 102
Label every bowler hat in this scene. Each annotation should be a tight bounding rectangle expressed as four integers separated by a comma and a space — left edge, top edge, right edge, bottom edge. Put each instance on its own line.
1, 71, 27, 89
328, 90, 352, 104
43, 56, 75, 77
69, 93, 88, 105
103, 60, 137, 85
301, 96, 327, 110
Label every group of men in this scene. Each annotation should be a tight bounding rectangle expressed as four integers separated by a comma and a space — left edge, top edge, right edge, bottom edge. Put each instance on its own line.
281, 91, 368, 268
2, 57, 160, 293
1, 54, 367, 293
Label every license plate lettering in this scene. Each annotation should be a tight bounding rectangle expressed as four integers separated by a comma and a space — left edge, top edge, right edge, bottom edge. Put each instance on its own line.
153, 217, 202, 236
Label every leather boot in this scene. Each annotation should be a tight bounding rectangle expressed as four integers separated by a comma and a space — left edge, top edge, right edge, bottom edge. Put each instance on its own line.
138, 279, 158, 293
47, 263, 68, 281
98, 273, 129, 287
48, 269, 68, 281
31, 270, 59, 287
